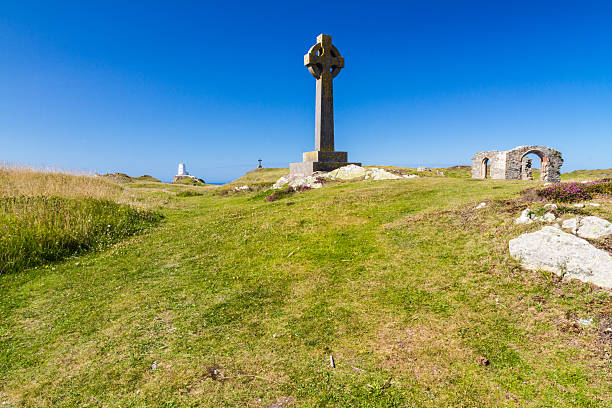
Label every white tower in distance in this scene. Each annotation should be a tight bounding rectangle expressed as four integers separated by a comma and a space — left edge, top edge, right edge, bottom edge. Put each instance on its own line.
177, 163, 188, 176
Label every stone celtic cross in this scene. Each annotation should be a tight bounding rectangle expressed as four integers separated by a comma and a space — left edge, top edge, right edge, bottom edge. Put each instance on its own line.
289, 34, 359, 176
304, 34, 344, 151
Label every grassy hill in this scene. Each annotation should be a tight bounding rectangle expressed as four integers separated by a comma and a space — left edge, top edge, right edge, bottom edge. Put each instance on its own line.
0, 167, 611, 407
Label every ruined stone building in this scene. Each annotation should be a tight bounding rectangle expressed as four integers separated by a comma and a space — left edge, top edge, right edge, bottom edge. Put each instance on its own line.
471, 145, 563, 182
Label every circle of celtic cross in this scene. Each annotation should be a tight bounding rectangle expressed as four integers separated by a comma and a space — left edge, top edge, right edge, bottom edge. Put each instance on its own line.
304, 35, 344, 79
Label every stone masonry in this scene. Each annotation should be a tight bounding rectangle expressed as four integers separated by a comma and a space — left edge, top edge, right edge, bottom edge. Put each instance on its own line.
290, 34, 360, 176
472, 145, 563, 182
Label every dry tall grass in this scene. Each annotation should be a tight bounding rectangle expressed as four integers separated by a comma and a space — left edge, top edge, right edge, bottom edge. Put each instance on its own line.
0, 165, 124, 200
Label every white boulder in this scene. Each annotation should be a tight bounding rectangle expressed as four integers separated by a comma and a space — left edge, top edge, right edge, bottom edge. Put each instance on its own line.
272, 175, 323, 189
288, 175, 323, 189
364, 168, 402, 181
509, 226, 612, 289
273, 176, 290, 189
325, 164, 367, 181
562, 216, 612, 239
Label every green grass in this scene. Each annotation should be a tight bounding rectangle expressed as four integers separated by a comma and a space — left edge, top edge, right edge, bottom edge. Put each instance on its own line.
561, 169, 612, 181
0, 196, 161, 274
0, 169, 611, 407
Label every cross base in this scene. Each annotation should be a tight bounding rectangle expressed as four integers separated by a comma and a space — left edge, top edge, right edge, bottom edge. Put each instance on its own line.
289, 151, 361, 177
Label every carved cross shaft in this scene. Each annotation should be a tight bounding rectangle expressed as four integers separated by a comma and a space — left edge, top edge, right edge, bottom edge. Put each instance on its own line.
304, 34, 344, 152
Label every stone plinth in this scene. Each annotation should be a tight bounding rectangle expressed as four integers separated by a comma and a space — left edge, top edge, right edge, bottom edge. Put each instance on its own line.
290, 150, 360, 177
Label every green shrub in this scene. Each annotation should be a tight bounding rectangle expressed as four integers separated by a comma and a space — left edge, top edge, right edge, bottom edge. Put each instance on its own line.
0, 196, 162, 274
176, 190, 203, 197
536, 178, 612, 203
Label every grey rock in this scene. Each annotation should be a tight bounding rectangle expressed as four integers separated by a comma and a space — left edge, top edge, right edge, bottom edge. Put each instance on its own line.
509, 226, 612, 289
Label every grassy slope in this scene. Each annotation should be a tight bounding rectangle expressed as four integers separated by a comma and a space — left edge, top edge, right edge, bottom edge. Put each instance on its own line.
0, 170, 611, 407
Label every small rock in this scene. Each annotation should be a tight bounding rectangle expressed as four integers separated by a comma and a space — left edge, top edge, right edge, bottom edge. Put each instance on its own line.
577, 318, 593, 327
233, 185, 250, 192
151, 362, 158, 370
587, 203, 601, 207
475, 202, 487, 210
544, 203, 558, 210
543, 212, 556, 222
574, 203, 585, 208
561, 218, 578, 234
477, 356, 490, 366
515, 209, 534, 224
402, 174, 419, 179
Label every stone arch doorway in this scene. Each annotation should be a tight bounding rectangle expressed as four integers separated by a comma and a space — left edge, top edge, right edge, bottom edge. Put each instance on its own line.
520, 150, 548, 181
482, 157, 490, 179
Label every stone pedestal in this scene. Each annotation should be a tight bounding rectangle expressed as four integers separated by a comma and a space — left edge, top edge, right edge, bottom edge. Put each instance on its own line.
289, 150, 360, 177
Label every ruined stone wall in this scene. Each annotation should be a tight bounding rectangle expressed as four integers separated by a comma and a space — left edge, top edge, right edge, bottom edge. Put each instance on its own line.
472, 145, 563, 182
471, 151, 507, 179
504, 145, 563, 182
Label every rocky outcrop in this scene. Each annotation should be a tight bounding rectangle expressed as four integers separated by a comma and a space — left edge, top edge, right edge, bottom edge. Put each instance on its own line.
172, 175, 205, 184
509, 226, 612, 289
273, 175, 323, 189
273, 165, 418, 189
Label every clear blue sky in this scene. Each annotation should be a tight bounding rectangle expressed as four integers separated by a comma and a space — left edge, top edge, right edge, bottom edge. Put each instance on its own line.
1, 1, 611, 182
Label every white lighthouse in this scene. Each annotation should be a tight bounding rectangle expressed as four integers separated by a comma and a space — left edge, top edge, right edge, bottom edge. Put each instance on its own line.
177, 163, 188, 176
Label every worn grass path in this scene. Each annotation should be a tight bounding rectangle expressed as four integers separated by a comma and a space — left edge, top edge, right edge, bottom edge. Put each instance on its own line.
1, 174, 611, 407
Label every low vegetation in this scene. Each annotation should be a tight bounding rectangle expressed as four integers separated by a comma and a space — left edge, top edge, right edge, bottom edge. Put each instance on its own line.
0, 166, 162, 275
537, 178, 612, 203
0, 196, 160, 274
0, 166, 610, 407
